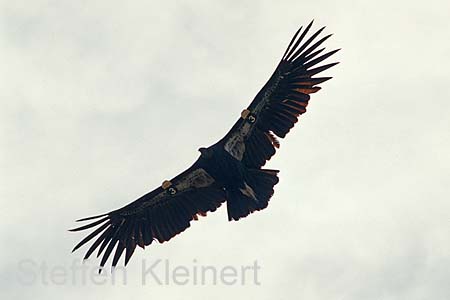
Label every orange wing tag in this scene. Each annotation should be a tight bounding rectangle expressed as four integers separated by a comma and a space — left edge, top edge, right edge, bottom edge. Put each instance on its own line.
241, 109, 250, 119
161, 180, 172, 189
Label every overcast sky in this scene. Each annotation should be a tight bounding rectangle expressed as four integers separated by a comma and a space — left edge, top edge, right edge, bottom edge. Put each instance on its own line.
1, 1, 449, 299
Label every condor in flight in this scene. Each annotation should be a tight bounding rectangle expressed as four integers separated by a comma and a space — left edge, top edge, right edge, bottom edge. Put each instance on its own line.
70, 21, 339, 271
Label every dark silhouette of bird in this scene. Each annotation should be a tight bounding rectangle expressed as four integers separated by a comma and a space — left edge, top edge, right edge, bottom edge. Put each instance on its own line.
70, 21, 339, 271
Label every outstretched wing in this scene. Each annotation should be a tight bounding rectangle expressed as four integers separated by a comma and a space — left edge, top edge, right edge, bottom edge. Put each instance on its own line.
70, 164, 225, 271
223, 21, 339, 168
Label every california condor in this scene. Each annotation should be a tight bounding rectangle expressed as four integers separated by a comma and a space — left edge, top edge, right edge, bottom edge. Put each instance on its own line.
70, 21, 339, 271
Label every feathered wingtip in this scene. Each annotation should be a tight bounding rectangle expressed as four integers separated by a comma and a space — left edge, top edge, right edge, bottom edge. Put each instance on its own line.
75, 213, 108, 222
282, 20, 315, 61
281, 20, 340, 68
69, 213, 111, 254
68, 216, 109, 232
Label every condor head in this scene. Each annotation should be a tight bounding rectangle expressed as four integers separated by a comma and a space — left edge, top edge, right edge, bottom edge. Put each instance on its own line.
198, 147, 214, 159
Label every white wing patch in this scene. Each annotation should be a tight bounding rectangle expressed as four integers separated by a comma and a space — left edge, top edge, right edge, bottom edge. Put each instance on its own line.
174, 168, 215, 190
224, 121, 252, 160
224, 71, 284, 161
138, 168, 215, 211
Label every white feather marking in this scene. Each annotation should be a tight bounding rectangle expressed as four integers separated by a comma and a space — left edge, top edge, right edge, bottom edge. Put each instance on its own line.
239, 182, 257, 201
224, 122, 252, 160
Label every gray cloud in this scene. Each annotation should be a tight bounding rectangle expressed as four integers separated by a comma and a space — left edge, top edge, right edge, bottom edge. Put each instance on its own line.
1, 1, 449, 299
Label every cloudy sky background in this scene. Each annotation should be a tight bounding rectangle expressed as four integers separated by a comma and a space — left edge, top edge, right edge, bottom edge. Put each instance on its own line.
1, 1, 449, 299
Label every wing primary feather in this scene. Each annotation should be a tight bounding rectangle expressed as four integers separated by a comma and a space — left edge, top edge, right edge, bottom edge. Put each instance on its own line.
83, 226, 114, 260
124, 236, 137, 266
302, 47, 326, 64
282, 26, 303, 60
97, 230, 114, 258
109, 220, 131, 268
289, 26, 326, 62
119, 219, 134, 244
96, 219, 124, 258
293, 34, 332, 65
111, 242, 125, 269
72, 221, 111, 252
121, 219, 137, 266
75, 213, 108, 222
304, 49, 341, 69
305, 62, 340, 76
69, 217, 109, 232
98, 237, 119, 273
285, 20, 314, 61
288, 76, 333, 85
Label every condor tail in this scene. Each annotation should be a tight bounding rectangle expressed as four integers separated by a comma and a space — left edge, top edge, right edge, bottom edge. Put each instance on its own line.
226, 169, 279, 221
